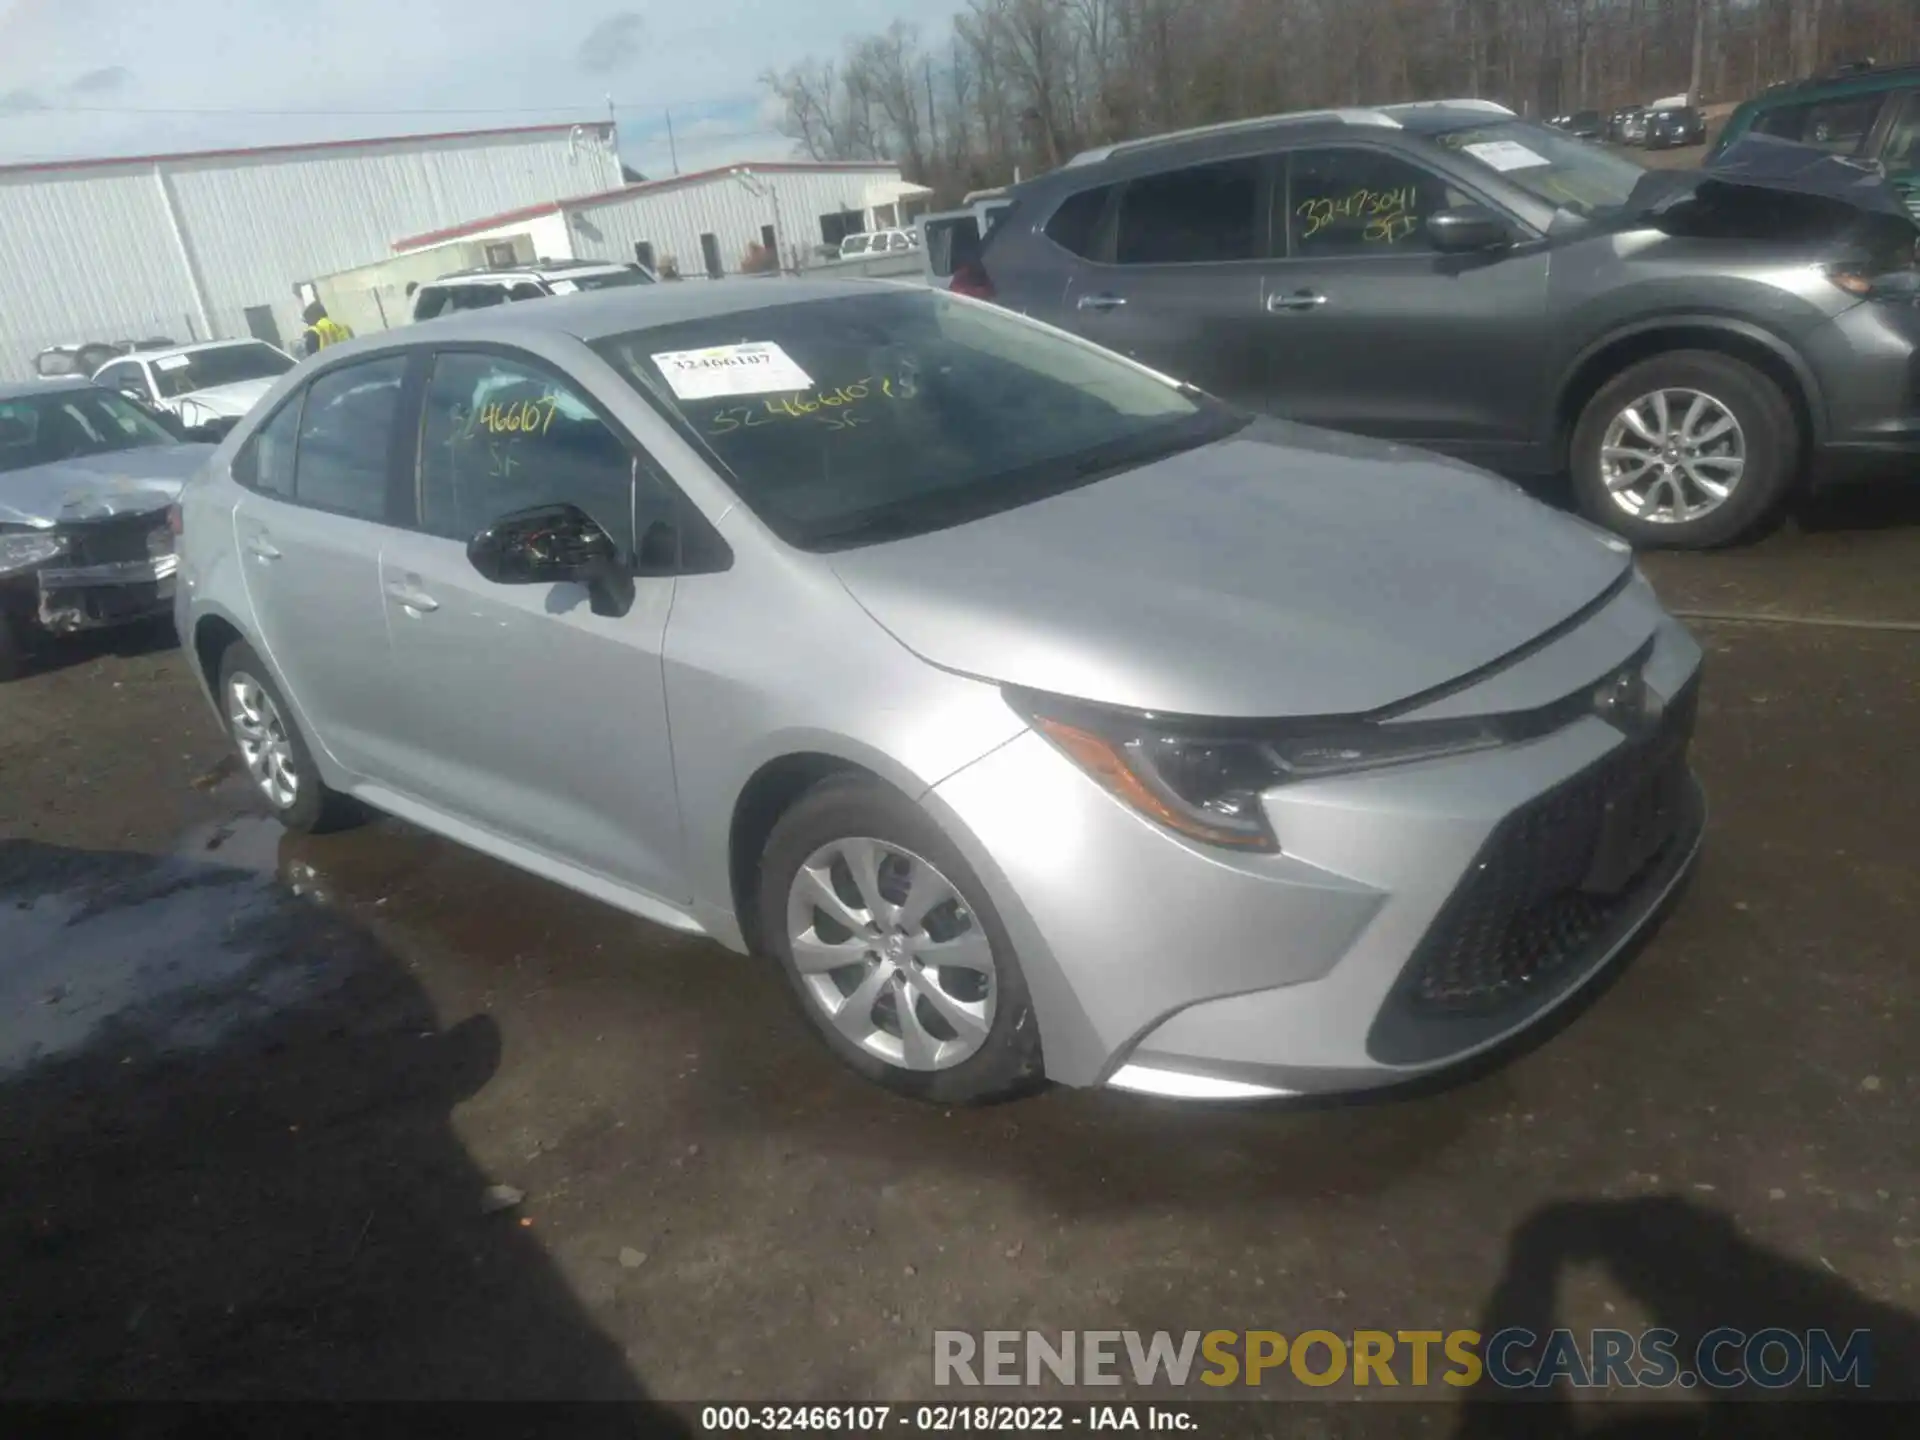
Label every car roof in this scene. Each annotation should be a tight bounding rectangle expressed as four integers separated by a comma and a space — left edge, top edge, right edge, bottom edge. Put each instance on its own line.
1058, 98, 1517, 169
356, 276, 895, 350
0, 377, 98, 401
424, 260, 631, 284
1746, 59, 1920, 107
114, 338, 268, 363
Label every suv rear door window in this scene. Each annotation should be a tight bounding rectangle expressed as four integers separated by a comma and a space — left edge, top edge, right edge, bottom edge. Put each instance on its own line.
1753, 93, 1886, 154
1114, 159, 1260, 265
1045, 186, 1114, 258
292, 358, 407, 520
1286, 149, 1466, 257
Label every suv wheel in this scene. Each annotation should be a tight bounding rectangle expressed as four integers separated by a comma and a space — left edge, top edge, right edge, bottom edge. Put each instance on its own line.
758, 775, 1045, 1104
1571, 349, 1799, 548
217, 641, 362, 834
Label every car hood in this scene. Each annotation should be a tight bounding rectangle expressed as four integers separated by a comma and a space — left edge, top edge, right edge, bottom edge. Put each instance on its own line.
171, 377, 276, 419
0, 444, 213, 527
827, 421, 1633, 719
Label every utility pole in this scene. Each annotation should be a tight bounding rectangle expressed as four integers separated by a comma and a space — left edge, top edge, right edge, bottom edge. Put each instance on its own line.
606, 93, 619, 168
665, 107, 680, 175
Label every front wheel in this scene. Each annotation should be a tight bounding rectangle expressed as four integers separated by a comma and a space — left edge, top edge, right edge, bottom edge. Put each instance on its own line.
1570, 349, 1800, 548
758, 775, 1045, 1104
216, 641, 363, 834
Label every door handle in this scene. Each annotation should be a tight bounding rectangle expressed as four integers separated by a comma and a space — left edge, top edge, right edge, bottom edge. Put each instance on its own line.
1076, 293, 1128, 312
244, 536, 281, 560
1266, 290, 1328, 313
384, 583, 439, 613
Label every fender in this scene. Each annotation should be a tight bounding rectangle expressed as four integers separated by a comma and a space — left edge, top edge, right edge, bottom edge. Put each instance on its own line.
1551, 310, 1829, 449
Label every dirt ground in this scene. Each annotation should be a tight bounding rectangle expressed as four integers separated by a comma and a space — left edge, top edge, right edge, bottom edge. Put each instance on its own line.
1, 485, 1917, 1428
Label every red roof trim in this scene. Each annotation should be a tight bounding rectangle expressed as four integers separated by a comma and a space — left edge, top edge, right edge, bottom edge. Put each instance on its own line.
391, 159, 902, 251
0, 121, 613, 178
394, 199, 567, 252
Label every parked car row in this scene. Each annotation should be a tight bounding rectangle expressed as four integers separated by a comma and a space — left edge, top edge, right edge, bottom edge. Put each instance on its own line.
33, 85, 1912, 1108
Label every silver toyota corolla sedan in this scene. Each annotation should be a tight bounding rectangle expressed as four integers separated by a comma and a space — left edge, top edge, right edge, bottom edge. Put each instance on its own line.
174, 278, 1705, 1104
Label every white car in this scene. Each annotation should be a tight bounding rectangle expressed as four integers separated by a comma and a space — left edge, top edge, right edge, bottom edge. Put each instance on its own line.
838, 228, 920, 259
409, 260, 657, 323
93, 340, 295, 430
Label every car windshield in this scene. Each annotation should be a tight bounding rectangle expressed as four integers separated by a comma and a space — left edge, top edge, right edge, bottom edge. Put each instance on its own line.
151, 342, 293, 399
1434, 119, 1647, 216
841, 235, 871, 255
550, 269, 654, 293
0, 388, 176, 475
594, 289, 1243, 551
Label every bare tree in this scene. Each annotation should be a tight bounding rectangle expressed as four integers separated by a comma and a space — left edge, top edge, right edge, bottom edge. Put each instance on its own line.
768, 0, 1917, 199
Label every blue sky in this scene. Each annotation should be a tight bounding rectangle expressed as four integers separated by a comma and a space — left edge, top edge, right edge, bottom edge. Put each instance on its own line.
0, 0, 954, 175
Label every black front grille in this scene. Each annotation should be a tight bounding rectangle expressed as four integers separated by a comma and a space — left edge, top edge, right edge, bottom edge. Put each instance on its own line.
56, 513, 166, 567
1366, 676, 1701, 1066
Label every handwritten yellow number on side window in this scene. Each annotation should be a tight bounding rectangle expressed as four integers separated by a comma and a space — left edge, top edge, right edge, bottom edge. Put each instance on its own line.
1298, 186, 1419, 245
478, 395, 561, 437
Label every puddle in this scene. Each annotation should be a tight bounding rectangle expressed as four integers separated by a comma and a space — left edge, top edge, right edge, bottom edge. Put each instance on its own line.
0, 838, 343, 1075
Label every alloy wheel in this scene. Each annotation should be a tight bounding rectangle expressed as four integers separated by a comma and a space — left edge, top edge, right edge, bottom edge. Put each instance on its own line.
1598, 387, 1747, 525
226, 672, 300, 809
785, 837, 996, 1072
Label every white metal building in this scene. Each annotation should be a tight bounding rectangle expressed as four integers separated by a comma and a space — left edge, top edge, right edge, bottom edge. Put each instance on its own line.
390, 162, 932, 281
0, 122, 624, 378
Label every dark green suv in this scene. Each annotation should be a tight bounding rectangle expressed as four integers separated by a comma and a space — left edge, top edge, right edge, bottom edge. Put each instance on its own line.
1711, 61, 1920, 218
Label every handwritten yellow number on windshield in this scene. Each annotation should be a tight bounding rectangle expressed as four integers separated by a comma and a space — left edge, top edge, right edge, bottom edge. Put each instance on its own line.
704, 376, 912, 437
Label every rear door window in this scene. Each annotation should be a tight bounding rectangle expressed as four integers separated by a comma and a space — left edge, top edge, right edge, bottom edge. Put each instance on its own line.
1114, 160, 1261, 265
1045, 185, 1114, 259
291, 357, 407, 520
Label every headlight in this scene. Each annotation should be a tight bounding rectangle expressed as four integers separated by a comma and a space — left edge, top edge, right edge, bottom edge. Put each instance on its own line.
0, 530, 67, 575
1007, 691, 1519, 853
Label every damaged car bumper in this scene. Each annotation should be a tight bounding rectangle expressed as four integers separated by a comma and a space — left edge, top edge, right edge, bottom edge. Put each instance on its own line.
1, 513, 178, 638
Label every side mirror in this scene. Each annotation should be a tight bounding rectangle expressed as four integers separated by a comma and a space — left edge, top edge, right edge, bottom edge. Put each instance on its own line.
1427, 203, 1513, 254
467, 503, 635, 617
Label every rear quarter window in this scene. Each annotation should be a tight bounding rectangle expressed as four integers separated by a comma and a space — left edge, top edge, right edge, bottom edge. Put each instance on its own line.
1044, 186, 1113, 258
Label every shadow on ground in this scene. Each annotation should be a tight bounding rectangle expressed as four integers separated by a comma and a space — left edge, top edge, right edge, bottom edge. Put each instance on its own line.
0, 837, 684, 1422
1454, 1196, 1920, 1438
5, 615, 179, 682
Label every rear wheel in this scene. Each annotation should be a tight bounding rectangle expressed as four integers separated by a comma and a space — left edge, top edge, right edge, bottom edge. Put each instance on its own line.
216, 641, 363, 834
758, 775, 1045, 1104
1571, 349, 1799, 548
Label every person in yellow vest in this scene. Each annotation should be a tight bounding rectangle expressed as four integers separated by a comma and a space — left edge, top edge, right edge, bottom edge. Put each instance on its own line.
298, 301, 352, 358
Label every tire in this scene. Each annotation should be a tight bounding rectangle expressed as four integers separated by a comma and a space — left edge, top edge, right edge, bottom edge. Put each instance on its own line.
757, 774, 1045, 1104
215, 640, 363, 834
1570, 349, 1799, 549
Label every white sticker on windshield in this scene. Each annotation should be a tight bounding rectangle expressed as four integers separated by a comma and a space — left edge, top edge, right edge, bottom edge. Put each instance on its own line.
153, 354, 192, 371
651, 342, 813, 400
1461, 140, 1552, 172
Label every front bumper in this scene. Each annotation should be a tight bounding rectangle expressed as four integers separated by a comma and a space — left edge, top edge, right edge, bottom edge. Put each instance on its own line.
1805, 297, 1920, 484
35, 555, 178, 634
928, 573, 1705, 1096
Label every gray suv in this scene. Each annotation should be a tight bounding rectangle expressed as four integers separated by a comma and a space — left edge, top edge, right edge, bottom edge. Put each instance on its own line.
973, 100, 1920, 547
